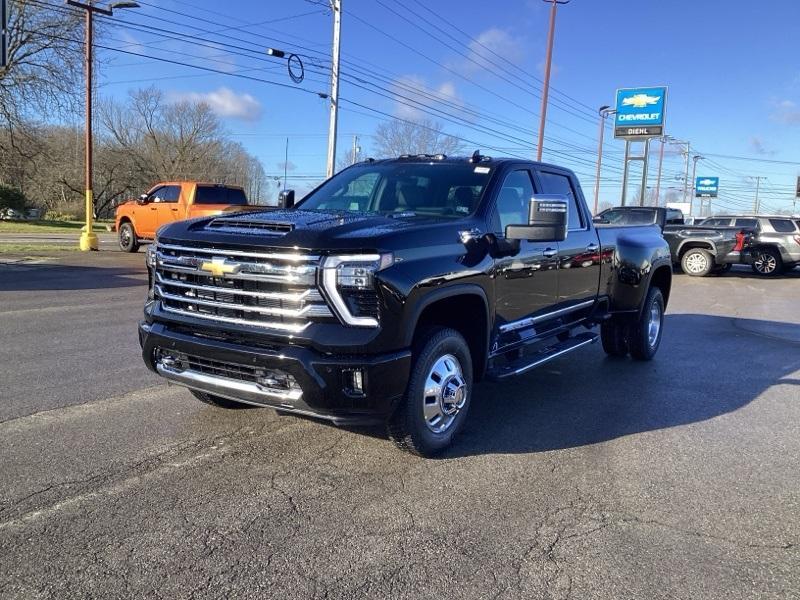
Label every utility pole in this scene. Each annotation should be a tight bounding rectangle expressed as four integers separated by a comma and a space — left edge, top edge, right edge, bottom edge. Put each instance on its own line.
749, 176, 766, 214
536, 0, 569, 162
67, 0, 139, 251
325, 0, 342, 179
681, 141, 691, 206
593, 106, 614, 214
351, 135, 360, 165
283, 137, 289, 190
689, 154, 703, 217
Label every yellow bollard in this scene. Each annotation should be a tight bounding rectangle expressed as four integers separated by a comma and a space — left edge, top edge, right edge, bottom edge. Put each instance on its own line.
78, 189, 99, 251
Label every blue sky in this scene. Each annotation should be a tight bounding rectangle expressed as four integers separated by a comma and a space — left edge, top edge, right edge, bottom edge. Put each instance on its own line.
96, 0, 800, 213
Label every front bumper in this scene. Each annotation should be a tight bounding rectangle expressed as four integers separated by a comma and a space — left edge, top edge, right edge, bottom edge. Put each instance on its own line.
139, 321, 411, 425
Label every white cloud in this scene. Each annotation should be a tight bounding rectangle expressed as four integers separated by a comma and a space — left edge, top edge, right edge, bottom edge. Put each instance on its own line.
771, 99, 800, 124
458, 28, 524, 74
171, 87, 262, 122
391, 76, 463, 121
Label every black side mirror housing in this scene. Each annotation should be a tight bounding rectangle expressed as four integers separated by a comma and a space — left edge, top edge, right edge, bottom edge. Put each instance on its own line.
506, 196, 568, 242
278, 189, 295, 209
136, 194, 148, 205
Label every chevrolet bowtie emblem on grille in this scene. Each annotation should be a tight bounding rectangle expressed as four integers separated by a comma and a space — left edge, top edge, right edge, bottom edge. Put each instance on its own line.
621, 93, 660, 108
199, 257, 242, 277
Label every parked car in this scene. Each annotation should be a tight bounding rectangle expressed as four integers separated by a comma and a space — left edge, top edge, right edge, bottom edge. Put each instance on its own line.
114, 182, 252, 252
698, 215, 800, 275
138, 154, 672, 456
594, 206, 752, 277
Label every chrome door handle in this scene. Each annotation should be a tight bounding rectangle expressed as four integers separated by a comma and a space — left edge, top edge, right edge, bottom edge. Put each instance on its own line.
542, 248, 558, 258
586, 243, 599, 252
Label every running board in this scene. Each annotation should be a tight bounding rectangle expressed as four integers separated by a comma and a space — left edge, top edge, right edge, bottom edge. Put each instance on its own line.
486, 332, 599, 380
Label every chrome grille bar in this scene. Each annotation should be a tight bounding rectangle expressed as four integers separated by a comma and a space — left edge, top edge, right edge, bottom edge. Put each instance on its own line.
153, 242, 330, 334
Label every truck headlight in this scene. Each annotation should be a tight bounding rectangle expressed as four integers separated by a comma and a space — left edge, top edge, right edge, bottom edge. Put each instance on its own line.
321, 254, 392, 327
146, 244, 157, 268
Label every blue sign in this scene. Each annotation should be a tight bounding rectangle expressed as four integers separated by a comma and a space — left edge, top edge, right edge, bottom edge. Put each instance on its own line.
614, 86, 668, 139
696, 177, 719, 198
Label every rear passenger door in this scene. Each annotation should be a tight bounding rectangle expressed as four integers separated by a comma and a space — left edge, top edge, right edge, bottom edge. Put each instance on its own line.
535, 169, 600, 311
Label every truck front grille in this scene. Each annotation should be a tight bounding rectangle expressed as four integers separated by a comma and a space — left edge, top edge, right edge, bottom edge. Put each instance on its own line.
153, 242, 332, 333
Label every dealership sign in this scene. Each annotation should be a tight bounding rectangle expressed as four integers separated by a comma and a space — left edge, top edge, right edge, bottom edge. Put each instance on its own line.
695, 177, 719, 198
614, 86, 668, 139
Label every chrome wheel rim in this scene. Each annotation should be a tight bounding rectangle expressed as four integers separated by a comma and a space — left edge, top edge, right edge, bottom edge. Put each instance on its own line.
422, 354, 467, 434
754, 252, 776, 274
647, 301, 662, 348
685, 252, 708, 274
120, 227, 131, 248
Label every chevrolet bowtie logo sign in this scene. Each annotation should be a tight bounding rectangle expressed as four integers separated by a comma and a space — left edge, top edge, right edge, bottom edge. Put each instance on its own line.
621, 93, 661, 108
699, 179, 715, 186
199, 257, 242, 277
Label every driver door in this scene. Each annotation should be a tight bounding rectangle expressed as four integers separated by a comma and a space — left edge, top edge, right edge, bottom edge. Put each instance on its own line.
136, 185, 165, 238
491, 169, 559, 349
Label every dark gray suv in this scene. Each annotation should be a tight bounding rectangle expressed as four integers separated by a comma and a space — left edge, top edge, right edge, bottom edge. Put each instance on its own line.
700, 215, 800, 275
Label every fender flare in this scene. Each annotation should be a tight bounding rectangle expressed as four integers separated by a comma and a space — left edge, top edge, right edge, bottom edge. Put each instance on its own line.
403, 283, 491, 374
676, 239, 717, 258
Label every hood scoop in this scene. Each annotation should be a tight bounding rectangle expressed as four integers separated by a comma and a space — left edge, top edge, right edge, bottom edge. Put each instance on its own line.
207, 218, 294, 235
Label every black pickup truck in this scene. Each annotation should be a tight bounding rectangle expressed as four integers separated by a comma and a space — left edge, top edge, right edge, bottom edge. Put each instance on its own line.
140, 155, 672, 455
596, 206, 752, 276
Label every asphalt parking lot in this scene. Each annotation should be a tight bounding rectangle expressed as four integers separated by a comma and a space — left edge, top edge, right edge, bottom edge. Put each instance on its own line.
1, 252, 798, 599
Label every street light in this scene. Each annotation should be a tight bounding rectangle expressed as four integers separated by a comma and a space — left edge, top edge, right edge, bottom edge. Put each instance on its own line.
593, 105, 615, 214
536, 0, 569, 162
66, 0, 139, 251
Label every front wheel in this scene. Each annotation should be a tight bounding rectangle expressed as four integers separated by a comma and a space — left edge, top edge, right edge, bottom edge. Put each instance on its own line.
628, 286, 665, 361
118, 222, 140, 253
388, 328, 473, 457
751, 248, 783, 276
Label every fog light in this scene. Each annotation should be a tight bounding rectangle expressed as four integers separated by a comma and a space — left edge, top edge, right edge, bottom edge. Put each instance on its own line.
157, 349, 187, 371
344, 369, 365, 396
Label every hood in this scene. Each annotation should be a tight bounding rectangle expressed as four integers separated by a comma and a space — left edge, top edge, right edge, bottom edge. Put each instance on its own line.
157, 209, 472, 253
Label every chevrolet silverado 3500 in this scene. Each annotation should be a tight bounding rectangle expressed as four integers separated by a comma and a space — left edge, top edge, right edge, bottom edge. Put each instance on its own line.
139, 154, 672, 456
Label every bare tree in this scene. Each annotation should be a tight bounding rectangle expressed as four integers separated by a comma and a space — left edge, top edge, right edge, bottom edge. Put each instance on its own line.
0, 1, 81, 139
372, 118, 464, 158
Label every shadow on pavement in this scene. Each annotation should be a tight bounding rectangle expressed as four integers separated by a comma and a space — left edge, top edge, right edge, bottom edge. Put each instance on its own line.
443, 314, 800, 457
675, 265, 800, 280
0, 262, 145, 291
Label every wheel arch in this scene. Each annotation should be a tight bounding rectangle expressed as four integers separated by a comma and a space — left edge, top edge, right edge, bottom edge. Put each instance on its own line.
405, 285, 490, 381
677, 240, 716, 258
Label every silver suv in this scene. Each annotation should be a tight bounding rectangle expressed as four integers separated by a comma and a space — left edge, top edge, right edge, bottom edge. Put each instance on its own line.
700, 215, 800, 275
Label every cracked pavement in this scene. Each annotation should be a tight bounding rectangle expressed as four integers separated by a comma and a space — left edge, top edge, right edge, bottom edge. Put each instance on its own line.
1, 253, 798, 599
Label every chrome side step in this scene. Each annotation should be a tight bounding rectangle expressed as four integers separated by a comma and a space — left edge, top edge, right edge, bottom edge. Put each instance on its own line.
486, 332, 599, 380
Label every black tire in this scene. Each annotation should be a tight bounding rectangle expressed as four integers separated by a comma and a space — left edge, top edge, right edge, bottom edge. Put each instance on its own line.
751, 247, 783, 276
628, 286, 665, 361
680, 248, 714, 277
387, 327, 473, 457
118, 221, 140, 252
190, 389, 252, 409
600, 317, 628, 357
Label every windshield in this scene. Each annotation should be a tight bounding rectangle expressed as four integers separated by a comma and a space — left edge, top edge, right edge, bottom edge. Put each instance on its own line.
296, 163, 491, 218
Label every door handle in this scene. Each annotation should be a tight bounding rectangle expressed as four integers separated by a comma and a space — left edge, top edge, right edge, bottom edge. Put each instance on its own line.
542, 248, 558, 258
586, 243, 599, 252
150, 207, 157, 211
170, 208, 178, 212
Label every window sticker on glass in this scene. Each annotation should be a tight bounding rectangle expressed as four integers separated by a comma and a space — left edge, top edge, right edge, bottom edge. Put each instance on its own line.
474, 166, 491, 174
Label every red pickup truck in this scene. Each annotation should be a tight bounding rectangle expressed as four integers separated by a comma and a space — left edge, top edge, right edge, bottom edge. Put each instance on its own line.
115, 182, 250, 252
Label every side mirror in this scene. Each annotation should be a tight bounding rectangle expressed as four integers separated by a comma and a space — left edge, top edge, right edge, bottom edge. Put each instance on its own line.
592, 215, 609, 224
136, 194, 148, 205
506, 196, 568, 242
278, 189, 295, 209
